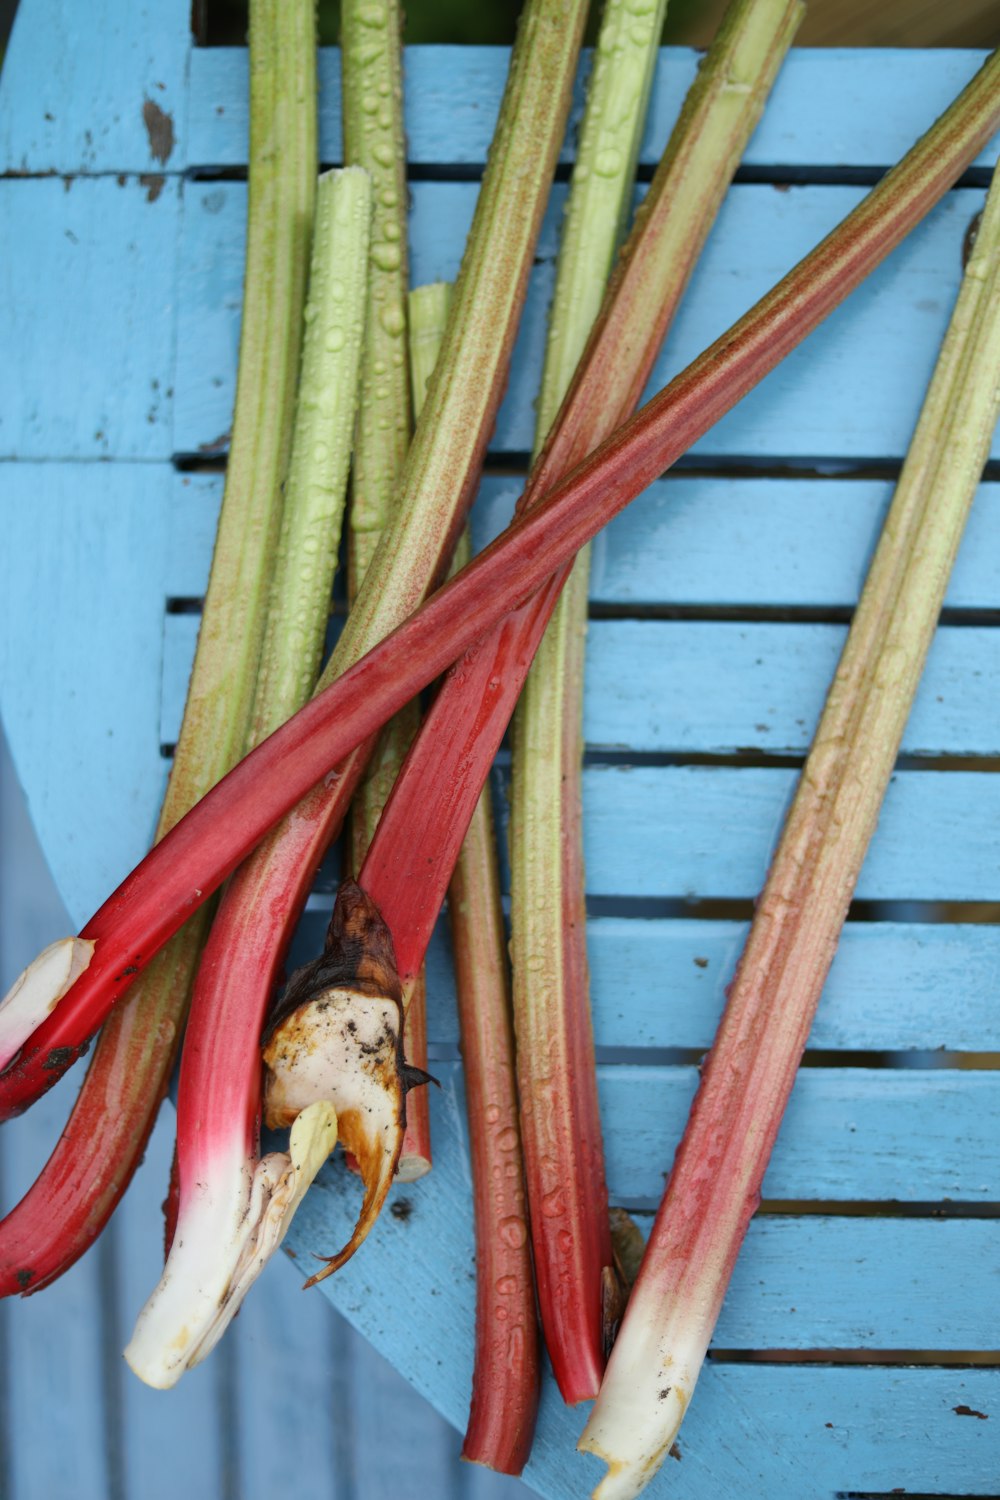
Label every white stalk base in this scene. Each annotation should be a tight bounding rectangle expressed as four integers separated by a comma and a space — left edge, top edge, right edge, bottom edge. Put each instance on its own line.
125, 1102, 336, 1389
578, 1313, 709, 1499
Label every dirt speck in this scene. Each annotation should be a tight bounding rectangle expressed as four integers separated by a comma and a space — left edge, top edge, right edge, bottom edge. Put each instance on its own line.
142, 97, 175, 165
954, 1404, 988, 1420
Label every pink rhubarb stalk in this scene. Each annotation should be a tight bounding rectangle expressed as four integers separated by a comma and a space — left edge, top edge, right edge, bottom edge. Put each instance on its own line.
579, 159, 1000, 1500
360, 0, 803, 1403
410, 280, 541, 1472
450, 748, 540, 1473
0, 48, 996, 1151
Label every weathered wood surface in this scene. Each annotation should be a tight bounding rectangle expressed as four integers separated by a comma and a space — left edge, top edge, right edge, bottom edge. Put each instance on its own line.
1, 0, 998, 1495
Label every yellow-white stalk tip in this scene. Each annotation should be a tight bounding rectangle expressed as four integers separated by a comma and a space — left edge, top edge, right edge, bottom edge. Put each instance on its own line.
0, 937, 95, 1069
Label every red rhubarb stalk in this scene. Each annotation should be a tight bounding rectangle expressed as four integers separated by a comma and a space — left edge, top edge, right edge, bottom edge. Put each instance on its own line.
450, 736, 540, 1473
0, 48, 996, 1141
362, 0, 803, 1403
409, 280, 541, 1472
579, 159, 1000, 1500
0, 0, 318, 1292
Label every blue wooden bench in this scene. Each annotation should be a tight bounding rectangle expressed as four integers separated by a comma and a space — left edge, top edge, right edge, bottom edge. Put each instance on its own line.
1, 2, 999, 1495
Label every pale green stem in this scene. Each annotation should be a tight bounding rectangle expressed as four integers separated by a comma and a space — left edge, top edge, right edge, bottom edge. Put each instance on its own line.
580, 166, 1000, 1500
322, 0, 589, 683
250, 166, 371, 746
341, 0, 412, 602
408, 282, 453, 413
165, 0, 317, 827
533, 0, 668, 447
341, 0, 414, 873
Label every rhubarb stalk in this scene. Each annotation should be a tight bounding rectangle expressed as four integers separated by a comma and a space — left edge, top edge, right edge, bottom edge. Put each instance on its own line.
579, 162, 1000, 1500
408, 280, 541, 1472
0, 48, 996, 1136
0, 0, 318, 1292
124, 167, 372, 1382
361, 0, 803, 1403
341, 0, 431, 1179
509, 0, 668, 1407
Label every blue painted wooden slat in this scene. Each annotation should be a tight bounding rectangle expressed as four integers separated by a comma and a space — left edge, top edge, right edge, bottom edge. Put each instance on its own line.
597, 1064, 1000, 1202
578, 475, 1000, 610
179, 472, 1000, 611
290, 911, 1000, 1052
187, 46, 1000, 174
160, 614, 1000, 757
584, 620, 1000, 755
0, 0, 189, 175
0, 462, 173, 927
0, 178, 180, 461
174, 179, 996, 462
0, 755, 110, 1500
572, 765, 1000, 903
656, 1367, 1000, 1498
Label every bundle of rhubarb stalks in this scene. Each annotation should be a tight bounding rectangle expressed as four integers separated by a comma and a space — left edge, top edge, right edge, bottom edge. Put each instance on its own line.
2, 1, 1000, 1494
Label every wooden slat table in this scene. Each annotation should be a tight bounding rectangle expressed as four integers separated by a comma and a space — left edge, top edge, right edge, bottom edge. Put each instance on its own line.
1, 3, 999, 1496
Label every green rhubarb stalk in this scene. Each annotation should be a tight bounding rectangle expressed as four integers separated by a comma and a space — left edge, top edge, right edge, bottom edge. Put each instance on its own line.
0, 0, 319, 1290
509, 0, 668, 1406
251, 166, 372, 743
510, 0, 802, 1405
341, 0, 411, 599
340, 0, 430, 1178
408, 282, 453, 412
580, 163, 1000, 1500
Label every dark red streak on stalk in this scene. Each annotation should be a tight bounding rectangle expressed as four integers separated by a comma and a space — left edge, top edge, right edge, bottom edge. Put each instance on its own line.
0, 53, 995, 1124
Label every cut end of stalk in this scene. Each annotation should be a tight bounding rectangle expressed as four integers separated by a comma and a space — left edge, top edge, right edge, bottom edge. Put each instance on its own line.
0, 937, 95, 1070
262, 879, 423, 1281
578, 1379, 691, 1500
578, 1305, 707, 1499
125, 1101, 338, 1389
